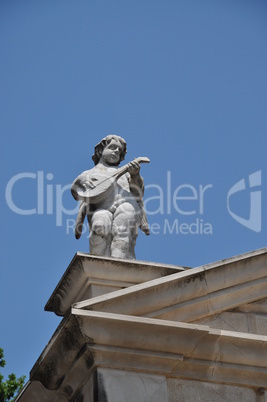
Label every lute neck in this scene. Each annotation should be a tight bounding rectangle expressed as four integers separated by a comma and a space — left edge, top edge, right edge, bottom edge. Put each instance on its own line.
115, 157, 150, 179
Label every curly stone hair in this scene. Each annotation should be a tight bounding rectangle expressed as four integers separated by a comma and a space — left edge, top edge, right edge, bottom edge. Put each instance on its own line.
92, 135, 127, 166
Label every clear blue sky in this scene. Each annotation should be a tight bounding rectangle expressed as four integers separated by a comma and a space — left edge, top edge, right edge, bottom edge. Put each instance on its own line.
1, 0, 267, 382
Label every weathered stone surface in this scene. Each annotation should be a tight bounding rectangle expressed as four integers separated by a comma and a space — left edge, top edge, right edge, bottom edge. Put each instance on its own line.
73, 248, 267, 324
95, 368, 167, 402
45, 253, 185, 316
193, 310, 267, 336
167, 378, 257, 402
75, 373, 94, 402
16, 248, 267, 401
15, 381, 68, 402
72, 309, 267, 389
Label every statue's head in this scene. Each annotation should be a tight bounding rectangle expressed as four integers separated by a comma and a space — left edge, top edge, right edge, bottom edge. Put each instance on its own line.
92, 135, 127, 166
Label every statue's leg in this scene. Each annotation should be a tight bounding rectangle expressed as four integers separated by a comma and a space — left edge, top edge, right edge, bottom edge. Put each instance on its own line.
111, 203, 139, 259
89, 210, 113, 256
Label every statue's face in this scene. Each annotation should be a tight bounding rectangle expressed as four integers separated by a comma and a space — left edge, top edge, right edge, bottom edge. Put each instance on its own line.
101, 139, 122, 165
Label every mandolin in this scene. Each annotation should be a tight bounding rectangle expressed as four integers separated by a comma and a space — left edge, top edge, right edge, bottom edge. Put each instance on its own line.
72, 156, 150, 204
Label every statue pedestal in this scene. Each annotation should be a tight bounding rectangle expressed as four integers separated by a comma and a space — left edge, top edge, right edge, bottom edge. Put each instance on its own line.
45, 252, 185, 316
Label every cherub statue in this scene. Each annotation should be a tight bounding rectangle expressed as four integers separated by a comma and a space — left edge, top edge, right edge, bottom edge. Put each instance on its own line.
71, 135, 150, 259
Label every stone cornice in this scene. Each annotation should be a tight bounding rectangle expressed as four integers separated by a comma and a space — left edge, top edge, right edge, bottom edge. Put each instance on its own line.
28, 308, 267, 393
73, 308, 267, 388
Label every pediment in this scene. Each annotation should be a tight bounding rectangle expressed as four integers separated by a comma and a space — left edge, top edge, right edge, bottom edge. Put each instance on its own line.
73, 248, 267, 335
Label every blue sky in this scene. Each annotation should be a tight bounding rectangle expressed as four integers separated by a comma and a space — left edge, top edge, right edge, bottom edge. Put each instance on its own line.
1, 0, 267, 382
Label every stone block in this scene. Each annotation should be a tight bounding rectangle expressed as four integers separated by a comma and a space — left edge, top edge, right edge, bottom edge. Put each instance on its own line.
167, 378, 256, 402
95, 368, 168, 402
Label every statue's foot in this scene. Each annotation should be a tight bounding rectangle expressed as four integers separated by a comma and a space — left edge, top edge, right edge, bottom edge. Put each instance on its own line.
90, 233, 111, 256
111, 239, 133, 259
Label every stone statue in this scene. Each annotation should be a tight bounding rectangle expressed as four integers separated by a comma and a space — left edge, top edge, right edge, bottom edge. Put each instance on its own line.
71, 135, 150, 259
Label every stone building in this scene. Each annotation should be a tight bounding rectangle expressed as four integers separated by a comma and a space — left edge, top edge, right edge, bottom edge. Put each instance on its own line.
16, 248, 267, 401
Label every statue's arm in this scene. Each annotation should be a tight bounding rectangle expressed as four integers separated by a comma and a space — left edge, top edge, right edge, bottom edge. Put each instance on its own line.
126, 160, 144, 200
128, 172, 144, 200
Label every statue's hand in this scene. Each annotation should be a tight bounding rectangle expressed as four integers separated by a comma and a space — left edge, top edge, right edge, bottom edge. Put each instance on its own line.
83, 179, 96, 189
76, 178, 96, 190
128, 161, 140, 176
